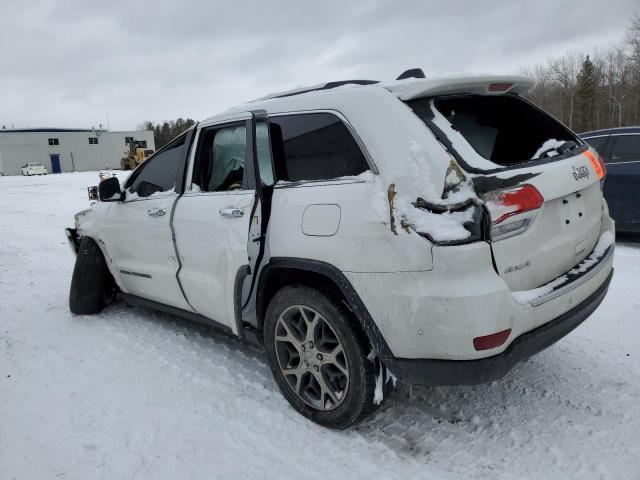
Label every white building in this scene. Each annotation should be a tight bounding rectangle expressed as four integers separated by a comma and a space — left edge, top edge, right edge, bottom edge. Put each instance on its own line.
0, 128, 155, 175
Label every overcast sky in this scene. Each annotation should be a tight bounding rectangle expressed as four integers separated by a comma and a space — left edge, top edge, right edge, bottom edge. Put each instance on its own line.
0, 0, 637, 131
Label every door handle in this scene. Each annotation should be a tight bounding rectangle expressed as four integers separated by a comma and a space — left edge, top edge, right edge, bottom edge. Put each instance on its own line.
220, 208, 244, 218
147, 208, 167, 217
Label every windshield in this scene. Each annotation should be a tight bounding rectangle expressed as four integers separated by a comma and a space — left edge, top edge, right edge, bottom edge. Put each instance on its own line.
407, 94, 580, 168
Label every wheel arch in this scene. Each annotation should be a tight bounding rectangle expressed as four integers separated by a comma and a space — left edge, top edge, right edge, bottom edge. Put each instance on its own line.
253, 257, 393, 357
73, 232, 122, 292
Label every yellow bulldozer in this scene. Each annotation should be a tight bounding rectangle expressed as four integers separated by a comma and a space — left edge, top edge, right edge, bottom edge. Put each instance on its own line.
120, 139, 155, 170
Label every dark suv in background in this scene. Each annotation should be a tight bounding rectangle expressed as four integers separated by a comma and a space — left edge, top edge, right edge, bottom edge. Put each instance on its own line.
582, 127, 640, 233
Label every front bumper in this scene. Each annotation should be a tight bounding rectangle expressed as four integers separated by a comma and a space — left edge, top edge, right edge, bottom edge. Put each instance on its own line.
383, 268, 613, 386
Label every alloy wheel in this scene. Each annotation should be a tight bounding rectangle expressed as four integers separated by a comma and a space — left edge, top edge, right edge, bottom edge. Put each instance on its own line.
274, 305, 349, 411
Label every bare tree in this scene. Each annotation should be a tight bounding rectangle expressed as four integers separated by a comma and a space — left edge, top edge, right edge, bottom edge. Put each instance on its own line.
521, 17, 640, 132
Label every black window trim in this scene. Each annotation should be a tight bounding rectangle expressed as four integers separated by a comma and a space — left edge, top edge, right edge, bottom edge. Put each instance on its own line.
581, 134, 610, 140
123, 131, 189, 201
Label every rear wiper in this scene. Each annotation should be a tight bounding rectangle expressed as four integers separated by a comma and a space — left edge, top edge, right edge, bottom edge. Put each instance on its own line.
557, 140, 578, 154
538, 140, 578, 158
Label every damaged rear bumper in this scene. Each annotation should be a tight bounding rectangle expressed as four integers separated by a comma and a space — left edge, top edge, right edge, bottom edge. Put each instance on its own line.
383, 268, 613, 386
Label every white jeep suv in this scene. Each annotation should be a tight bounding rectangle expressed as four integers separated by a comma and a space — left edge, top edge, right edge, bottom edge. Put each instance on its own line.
66, 72, 614, 428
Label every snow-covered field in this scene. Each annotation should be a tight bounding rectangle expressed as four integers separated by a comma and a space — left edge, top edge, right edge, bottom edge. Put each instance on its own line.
1, 171, 639, 480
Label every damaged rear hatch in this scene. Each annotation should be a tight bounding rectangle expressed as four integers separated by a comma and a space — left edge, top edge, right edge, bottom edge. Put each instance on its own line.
400, 79, 607, 291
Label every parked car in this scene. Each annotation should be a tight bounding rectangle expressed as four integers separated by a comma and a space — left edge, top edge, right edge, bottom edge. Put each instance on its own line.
66, 72, 614, 428
21, 163, 48, 176
581, 127, 640, 233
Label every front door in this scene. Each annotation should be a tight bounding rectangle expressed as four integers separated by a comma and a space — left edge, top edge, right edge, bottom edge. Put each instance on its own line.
173, 116, 274, 332
104, 133, 191, 310
49, 154, 61, 173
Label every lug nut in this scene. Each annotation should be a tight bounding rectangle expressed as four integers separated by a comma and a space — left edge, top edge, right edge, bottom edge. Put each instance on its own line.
316, 353, 323, 361
313, 365, 319, 372
301, 345, 306, 352
308, 341, 314, 349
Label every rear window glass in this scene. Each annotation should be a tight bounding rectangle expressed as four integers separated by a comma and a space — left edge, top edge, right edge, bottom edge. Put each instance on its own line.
408, 95, 578, 168
611, 135, 640, 163
269, 113, 369, 182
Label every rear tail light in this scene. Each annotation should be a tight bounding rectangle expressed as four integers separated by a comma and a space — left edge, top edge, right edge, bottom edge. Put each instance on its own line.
482, 184, 544, 241
583, 150, 606, 180
473, 329, 511, 351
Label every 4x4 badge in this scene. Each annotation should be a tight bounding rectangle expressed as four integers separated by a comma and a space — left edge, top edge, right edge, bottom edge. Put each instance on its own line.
572, 165, 590, 181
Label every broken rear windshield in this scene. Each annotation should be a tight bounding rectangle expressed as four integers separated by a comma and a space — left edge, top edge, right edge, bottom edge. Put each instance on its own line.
406, 94, 579, 168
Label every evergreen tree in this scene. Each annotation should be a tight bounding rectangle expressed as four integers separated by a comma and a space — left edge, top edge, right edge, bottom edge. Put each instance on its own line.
574, 55, 598, 132
138, 118, 197, 149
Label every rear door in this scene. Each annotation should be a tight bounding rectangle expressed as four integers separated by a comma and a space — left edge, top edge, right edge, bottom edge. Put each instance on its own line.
172, 114, 274, 332
602, 134, 640, 229
483, 153, 605, 291
104, 133, 191, 310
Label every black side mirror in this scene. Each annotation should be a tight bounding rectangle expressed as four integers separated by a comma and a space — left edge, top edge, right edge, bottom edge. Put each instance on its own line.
98, 177, 123, 202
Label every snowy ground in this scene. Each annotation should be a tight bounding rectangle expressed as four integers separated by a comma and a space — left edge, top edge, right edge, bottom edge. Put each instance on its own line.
1, 171, 639, 480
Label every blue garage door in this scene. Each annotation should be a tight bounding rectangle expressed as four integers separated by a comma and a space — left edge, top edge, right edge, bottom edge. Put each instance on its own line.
49, 154, 61, 173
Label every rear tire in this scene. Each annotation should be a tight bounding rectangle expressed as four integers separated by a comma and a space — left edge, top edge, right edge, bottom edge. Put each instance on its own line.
69, 237, 115, 315
264, 285, 378, 429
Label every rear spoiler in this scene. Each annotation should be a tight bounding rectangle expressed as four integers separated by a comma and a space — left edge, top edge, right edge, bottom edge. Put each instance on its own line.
382, 75, 536, 101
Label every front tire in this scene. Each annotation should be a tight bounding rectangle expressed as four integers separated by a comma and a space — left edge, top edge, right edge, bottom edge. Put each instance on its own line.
69, 237, 115, 314
264, 285, 378, 428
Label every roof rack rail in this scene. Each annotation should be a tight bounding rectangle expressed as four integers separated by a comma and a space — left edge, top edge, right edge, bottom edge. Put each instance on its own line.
252, 68, 426, 102
259, 80, 379, 101
267, 80, 380, 98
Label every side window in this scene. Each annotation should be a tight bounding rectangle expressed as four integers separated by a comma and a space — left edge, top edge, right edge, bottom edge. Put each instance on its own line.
611, 135, 640, 163
193, 124, 247, 192
584, 136, 608, 158
269, 113, 369, 182
127, 134, 185, 198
